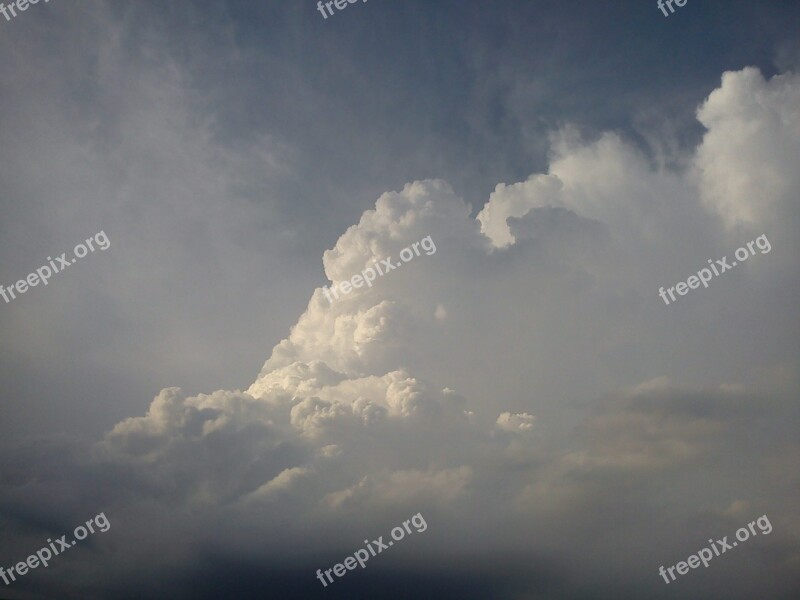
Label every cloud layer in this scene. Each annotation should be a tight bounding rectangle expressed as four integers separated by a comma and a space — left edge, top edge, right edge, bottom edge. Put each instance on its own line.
1, 66, 799, 600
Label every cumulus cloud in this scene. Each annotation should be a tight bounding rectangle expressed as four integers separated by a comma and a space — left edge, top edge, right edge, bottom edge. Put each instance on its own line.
695, 68, 800, 228
1, 66, 799, 599
496, 411, 535, 433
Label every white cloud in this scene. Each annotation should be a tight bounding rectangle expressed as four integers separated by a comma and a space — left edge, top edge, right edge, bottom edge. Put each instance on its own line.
90, 65, 800, 533
695, 68, 800, 228
2, 66, 799, 599
496, 411, 535, 432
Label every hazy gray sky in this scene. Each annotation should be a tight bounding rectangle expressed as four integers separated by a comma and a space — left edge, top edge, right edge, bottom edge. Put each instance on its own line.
1, 1, 798, 598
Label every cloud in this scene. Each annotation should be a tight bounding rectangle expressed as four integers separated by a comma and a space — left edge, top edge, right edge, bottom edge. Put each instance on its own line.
695, 68, 800, 228
1, 66, 799, 599
496, 412, 535, 433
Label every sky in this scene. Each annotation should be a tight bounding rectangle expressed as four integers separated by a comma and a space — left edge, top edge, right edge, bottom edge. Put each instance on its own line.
0, 0, 798, 598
